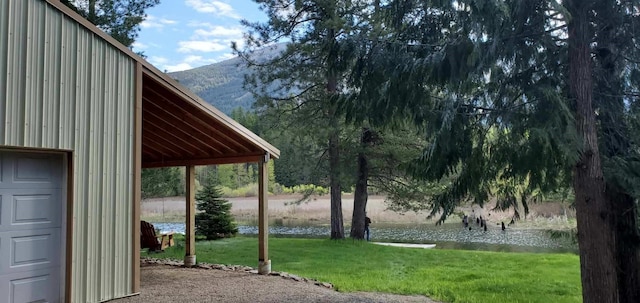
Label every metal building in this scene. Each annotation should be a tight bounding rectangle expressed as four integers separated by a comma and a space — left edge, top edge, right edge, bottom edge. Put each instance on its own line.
0, 0, 279, 302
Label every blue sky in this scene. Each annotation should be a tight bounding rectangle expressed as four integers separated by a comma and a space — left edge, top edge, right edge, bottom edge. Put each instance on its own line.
132, 0, 267, 72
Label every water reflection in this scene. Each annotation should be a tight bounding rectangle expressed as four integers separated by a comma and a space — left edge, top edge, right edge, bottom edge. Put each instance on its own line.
153, 222, 577, 253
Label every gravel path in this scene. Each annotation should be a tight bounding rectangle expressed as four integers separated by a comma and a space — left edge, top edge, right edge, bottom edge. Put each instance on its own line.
112, 263, 441, 303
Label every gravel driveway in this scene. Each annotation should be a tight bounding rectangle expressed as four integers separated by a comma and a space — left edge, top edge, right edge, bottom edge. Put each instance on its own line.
112, 263, 440, 303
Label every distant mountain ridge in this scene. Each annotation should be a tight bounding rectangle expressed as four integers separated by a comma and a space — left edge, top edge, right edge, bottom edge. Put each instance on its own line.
168, 44, 285, 115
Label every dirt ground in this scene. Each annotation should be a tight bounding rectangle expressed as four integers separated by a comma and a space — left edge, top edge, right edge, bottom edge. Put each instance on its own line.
112, 263, 440, 303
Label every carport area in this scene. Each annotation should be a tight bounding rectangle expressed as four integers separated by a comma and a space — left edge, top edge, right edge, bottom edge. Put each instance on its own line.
134, 66, 280, 292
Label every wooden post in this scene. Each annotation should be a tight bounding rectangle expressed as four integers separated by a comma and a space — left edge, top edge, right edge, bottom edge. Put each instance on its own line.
258, 153, 270, 274
184, 165, 196, 266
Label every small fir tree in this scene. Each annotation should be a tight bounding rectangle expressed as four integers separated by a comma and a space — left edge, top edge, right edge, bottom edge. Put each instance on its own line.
195, 173, 238, 240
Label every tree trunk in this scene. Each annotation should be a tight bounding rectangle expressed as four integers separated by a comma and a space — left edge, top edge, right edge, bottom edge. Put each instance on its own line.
609, 189, 640, 303
329, 126, 344, 239
593, 6, 640, 301
326, 24, 344, 239
350, 128, 370, 239
567, 2, 619, 302
88, 0, 97, 23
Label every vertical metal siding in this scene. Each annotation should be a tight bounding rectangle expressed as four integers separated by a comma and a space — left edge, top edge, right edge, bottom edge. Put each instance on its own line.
0, 0, 7, 144
0, 1, 135, 302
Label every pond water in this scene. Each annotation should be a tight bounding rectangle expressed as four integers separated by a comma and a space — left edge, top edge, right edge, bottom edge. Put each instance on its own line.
153, 222, 577, 254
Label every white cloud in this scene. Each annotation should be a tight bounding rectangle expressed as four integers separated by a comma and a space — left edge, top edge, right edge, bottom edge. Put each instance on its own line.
183, 55, 204, 63
193, 26, 243, 38
131, 41, 148, 50
140, 15, 178, 29
161, 55, 219, 72
176, 23, 243, 55
164, 63, 194, 72
185, 0, 240, 19
149, 56, 169, 66
177, 40, 229, 53
179, 23, 243, 53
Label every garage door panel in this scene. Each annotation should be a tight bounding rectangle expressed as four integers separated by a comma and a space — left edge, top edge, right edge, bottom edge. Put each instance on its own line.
0, 189, 62, 232
0, 229, 61, 274
0, 150, 64, 303
13, 194, 58, 225
0, 153, 62, 189
0, 268, 60, 303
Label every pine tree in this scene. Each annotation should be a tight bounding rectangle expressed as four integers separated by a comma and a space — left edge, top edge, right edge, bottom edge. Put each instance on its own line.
61, 0, 160, 47
236, 0, 377, 239
195, 173, 238, 240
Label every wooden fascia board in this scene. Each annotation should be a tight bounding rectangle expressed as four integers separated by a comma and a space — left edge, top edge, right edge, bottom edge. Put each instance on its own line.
142, 153, 266, 168
43, 0, 280, 159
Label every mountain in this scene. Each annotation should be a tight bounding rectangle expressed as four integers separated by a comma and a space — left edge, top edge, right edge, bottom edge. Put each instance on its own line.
168, 44, 285, 115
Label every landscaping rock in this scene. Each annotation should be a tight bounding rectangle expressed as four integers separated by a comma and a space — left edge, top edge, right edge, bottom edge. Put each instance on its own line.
139, 257, 335, 291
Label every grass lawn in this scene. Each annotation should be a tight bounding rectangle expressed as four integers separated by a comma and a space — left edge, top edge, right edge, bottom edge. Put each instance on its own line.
145, 236, 581, 303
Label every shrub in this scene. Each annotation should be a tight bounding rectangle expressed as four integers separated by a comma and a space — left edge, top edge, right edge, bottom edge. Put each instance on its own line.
195, 173, 238, 240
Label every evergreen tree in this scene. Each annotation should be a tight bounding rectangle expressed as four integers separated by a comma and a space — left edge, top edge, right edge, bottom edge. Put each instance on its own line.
61, 0, 160, 47
195, 173, 238, 240
344, 0, 640, 301
141, 167, 184, 199
236, 0, 376, 239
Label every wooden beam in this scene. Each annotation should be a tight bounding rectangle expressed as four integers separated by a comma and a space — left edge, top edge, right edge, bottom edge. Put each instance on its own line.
142, 71, 280, 158
142, 109, 219, 155
132, 62, 143, 294
142, 86, 248, 153
258, 153, 270, 274
184, 165, 196, 266
142, 153, 264, 168
142, 129, 200, 158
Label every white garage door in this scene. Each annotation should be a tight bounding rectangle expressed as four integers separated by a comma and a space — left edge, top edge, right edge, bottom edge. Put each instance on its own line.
0, 151, 64, 303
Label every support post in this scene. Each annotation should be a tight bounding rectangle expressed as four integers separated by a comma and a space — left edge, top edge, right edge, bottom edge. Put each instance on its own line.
184, 165, 196, 266
258, 154, 270, 274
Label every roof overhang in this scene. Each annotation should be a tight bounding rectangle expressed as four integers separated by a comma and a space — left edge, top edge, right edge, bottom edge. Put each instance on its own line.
44, 0, 279, 169
141, 70, 279, 168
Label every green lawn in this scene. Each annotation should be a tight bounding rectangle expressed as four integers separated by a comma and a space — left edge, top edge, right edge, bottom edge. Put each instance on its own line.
146, 236, 581, 303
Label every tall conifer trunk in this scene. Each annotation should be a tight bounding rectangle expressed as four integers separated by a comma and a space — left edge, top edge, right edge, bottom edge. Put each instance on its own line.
88, 0, 97, 21
567, 1, 618, 302
609, 190, 640, 303
350, 128, 370, 239
327, 25, 344, 239
328, 121, 344, 239
594, 5, 640, 301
